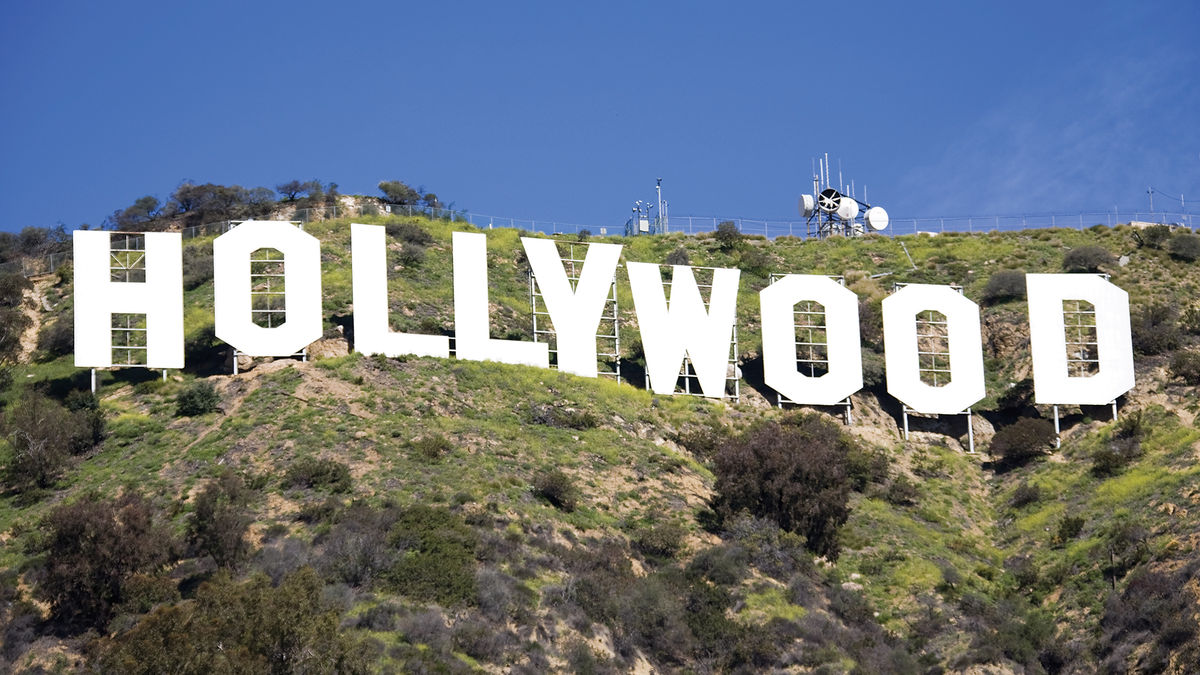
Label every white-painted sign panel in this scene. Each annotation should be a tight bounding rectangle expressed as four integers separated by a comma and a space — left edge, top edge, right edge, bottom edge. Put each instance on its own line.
627, 263, 740, 398
521, 237, 622, 378
452, 231, 549, 368
883, 284, 985, 414
350, 223, 449, 358
1026, 273, 1135, 405
213, 221, 323, 357
73, 231, 184, 368
760, 275, 862, 405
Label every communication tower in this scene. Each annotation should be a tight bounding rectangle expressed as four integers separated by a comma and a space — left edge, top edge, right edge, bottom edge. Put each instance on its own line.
800, 154, 889, 238
624, 178, 669, 236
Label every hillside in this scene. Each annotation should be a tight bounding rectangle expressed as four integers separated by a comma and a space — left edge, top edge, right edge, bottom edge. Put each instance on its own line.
2, 214, 1200, 674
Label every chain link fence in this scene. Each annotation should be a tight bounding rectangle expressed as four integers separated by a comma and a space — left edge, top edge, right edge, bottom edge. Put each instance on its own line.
3, 205, 1194, 279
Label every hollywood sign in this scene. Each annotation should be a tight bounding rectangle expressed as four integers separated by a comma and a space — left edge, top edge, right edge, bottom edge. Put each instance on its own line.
73, 221, 1135, 415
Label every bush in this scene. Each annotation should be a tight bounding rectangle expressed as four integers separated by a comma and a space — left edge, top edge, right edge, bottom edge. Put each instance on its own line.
95, 567, 370, 674
714, 221, 744, 251
36, 308, 74, 359
34, 492, 175, 631
1010, 482, 1041, 508
990, 417, 1056, 467
631, 521, 686, 560
316, 502, 401, 587
1131, 303, 1182, 355
181, 246, 214, 290
188, 469, 253, 567
1169, 350, 1200, 385
884, 475, 920, 506
175, 380, 219, 416
1054, 515, 1085, 544
1168, 232, 1200, 262
1135, 224, 1171, 249
285, 457, 352, 492
981, 270, 1026, 304
664, 246, 690, 266
528, 403, 597, 430
386, 506, 478, 606
3, 391, 98, 491
712, 416, 855, 559
384, 221, 434, 246
411, 434, 453, 459
1062, 245, 1113, 272
533, 468, 579, 512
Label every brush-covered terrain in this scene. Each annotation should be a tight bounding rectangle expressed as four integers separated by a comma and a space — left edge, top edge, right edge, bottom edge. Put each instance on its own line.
2, 212, 1200, 674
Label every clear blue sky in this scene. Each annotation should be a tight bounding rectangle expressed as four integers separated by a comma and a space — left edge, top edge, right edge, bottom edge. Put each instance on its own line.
2, 1, 1197, 233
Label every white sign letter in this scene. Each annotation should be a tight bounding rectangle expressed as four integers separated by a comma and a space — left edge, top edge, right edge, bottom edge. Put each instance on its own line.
452, 231, 549, 368
73, 231, 183, 368
1027, 274, 1134, 405
213, 221, 322, 357
627, 263, 740, 398
883, 284, 985, 414
760, 275, 862, 405
521, 237, 622, 378
350, 223, 449, 358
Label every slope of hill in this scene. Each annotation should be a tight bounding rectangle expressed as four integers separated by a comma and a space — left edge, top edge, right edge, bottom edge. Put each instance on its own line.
1, 214, 1199, 673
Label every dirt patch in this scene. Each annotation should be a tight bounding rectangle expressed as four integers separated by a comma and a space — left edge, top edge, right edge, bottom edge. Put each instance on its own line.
16, 275, 55, 362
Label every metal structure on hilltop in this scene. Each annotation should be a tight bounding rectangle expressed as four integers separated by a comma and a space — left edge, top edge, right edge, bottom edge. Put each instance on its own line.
624, 178, 670, 236
801, 153, 890, 239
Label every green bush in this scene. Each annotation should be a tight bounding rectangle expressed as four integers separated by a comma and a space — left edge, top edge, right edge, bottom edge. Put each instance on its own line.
411, 434, 453, 459
1167, 232, 1200, 262
1134, 224, 1171, 249
181, 246, 214, 290
712, 416, 854, 559
533, 468, 579, 512
664, 246, 690, 266
175, 381, 219, 416
386, 506, 478, 606
4, 391, 99, 492
36, 308, 74, 359
631, 521, 686, 560
1062, 245, 1113, 272
989, 418, 1056, 467
285, 457, 352, 493
384, 221, 434, 246
1169, 349, 1200, 385
1010, 482, 1041, 508
714, 221, 744, 251
1131, 303, 1182, 355
980, 270, 1026, 304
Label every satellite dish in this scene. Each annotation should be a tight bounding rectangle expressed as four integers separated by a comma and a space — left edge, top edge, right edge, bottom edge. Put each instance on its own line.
818, 188, 842, 213
865, 206, 889, 231
836, 198, 859, 221
800, 194, 815, 218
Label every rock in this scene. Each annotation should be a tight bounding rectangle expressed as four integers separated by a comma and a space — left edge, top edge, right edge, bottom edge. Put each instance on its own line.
308, 336, 350, 359
841, 581, 864, 592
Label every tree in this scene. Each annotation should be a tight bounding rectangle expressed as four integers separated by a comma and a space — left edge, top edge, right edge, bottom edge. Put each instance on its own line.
1062, 245, 1113, 272
990, 418, 1056, 467
276, 180, 306, 201
3, 391, 97, 492
107, 196, 162, 230
981, 270, 1026, 305
712, 417, 854, 559
378, 180, 421, 205
34, 492, 175, 631
0, 273, 31, 366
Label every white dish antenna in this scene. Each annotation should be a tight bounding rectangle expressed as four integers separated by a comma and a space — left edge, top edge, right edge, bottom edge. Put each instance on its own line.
799, 194, 815, 218
865, 206, 889, 231
836, 198, 860, 221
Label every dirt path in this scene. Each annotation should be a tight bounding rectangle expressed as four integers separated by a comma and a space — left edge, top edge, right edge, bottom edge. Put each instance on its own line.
17, 276, 55, 362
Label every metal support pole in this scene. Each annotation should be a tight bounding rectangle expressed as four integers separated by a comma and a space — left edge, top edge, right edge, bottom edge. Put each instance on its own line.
1053, 405, 1061, 449
1111, 400, 1118, 421
233, 350, 239, 375
91, 368, 96, 393
162, 370, 167, 382
966, 408, 975, 453
902, 408, 910, 440
845, 399, 853, 426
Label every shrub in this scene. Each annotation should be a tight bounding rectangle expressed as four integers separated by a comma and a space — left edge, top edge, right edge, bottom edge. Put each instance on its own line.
285, 457, 352, 493
175, 380, 219, 416
188, 469, 253, 567
714, 221, 744, 251
884, 475, 920, 506
411, 434, 453, 459
1131, 303, 1182, 355
631, 521, 686, 560
181, 246, 214, 290
989, 417, 1056, 467
1168, 232, 1200, 262
384, 221, 434, 246
1169, 349, 1200, 385
1010, 482, 1041, 508
1134, 224, 1171, 249
36, 308, 74, 359
386, 506, 478, 606
1062, 245, 1113, 272
533, 468, 579, 512
981, 270, 1026, 304
712, 416, 855, 559
316, 502, 400, 587
1054, 515, 1085, 544
3, 391, 97, 491
396, 243, 426, 268
664, 246, 690, 266
95, 567, 370, 674
528, 403, 597, 430
34, 492, 175, 631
